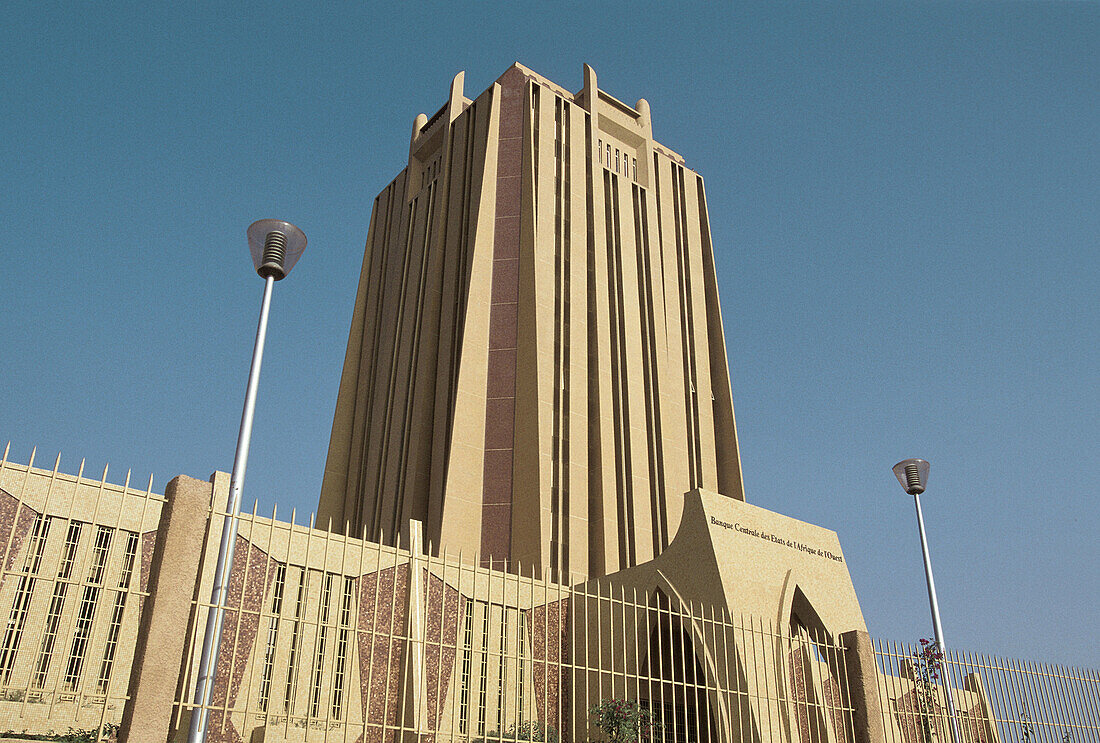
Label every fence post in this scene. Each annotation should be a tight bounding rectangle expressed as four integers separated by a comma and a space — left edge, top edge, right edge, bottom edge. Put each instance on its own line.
841, 629, 888, 743
400, 519, 428, 741
119, 475, 213, 743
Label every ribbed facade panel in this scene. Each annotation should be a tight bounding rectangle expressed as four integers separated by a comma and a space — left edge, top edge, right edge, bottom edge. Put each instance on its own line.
320, 64, 745, 580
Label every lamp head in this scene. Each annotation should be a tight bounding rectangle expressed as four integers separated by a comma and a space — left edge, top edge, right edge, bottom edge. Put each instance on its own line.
247, 219, 307, 280
893, 458, 930, 495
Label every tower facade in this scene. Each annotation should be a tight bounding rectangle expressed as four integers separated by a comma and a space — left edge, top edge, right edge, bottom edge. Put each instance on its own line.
319, 64, 744, 579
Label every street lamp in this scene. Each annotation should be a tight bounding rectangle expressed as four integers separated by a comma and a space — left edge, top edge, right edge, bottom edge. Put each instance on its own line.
188, 219, 307, 743
892, 458, 962, 743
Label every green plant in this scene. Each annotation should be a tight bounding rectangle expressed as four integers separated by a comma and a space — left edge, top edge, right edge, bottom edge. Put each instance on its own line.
912, 638, 944, 741
589, 698, 660, 743
0, 724, 119, 742
61, 724, 119, 743
1019, 709, 1034, 743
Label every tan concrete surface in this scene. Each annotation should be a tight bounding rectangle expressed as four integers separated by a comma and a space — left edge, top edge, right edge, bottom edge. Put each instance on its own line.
318, 63, 747, 580
842, 629, 889, 743
119, 475, 212, 743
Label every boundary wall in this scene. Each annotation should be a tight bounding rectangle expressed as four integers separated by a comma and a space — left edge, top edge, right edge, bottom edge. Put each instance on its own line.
0, 450, 1095, 743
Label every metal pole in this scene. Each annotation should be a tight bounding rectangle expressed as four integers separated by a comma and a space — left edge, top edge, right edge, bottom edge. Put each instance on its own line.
913, 491, 963, 743
188, 274, 276, 743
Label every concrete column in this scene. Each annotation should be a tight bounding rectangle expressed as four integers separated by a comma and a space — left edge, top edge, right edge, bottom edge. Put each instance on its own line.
841, 629, 888, 743
119, 475, 213, 743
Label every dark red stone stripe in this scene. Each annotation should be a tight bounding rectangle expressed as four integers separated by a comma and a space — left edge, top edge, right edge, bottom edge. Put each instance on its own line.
481, 66, 527, 567
208, 537, 275, 743
526, 598, 571, 734
356, 565, 409, 743
0, 488, 40, 592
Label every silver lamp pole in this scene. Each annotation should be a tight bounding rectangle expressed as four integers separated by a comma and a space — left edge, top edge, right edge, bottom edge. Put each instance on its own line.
188, 219, 306, 743
892, 458, 963, 743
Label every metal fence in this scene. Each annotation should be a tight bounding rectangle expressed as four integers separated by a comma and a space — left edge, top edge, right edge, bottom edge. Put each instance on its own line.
170, 503, 858, 743
873, 639, 1100, 743
0, 448, 1097, 743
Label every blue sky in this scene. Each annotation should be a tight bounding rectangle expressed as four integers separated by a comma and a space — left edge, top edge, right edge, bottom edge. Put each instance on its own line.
2, 2, 1096, 667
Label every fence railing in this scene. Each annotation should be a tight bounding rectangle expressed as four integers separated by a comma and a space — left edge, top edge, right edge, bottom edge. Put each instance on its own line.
0, 449, 1096, 743
168, 504, 858, 743
873, 639, 1100, 743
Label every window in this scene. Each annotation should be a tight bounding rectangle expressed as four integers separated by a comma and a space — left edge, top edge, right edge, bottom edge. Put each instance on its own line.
517, 611, 528, 723
0, 515, 51, 684
458, 601, 474, 733
598, 139, 603, 164
64, 526, 113, 691
258, 563, 287, 711
495, 607, 508, 730
283, 568, 306, 713
477, 603, 490, 735
34, 520, 80, 688
309, 572, 333, 718
96, 530, 139, 693
331, 576, 354, 719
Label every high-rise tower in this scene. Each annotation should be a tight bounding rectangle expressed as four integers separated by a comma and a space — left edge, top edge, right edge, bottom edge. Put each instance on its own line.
319, 64, 744, 579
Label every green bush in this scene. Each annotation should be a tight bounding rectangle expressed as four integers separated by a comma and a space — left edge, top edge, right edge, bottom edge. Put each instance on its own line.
589, 698, 660, 743
0, 724, 119, 742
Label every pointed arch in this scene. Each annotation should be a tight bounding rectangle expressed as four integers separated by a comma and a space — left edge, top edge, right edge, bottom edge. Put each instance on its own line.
777, 570, 852, 743
631, 570, 743, 743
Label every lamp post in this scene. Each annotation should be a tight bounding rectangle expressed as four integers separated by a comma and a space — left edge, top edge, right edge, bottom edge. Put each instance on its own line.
892, 458, 962, 743
187, 219, 306, 743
